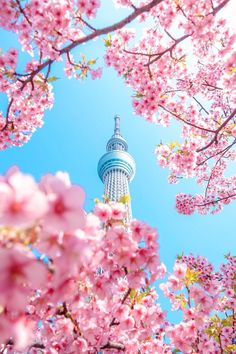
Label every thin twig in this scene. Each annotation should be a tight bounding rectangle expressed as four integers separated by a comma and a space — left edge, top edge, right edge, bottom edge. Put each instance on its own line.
196, 193, 236, 207
15, 0, 32, 25
159, 104, 215, 133
17, 0, 163, 92
148, 34, 190, 65
197, 108, 236, 152
76, 16, 96, 31
197, 139, 236, 166
193, 96, 209, 115
1, 98, 14, 132
100, 341, 125, 351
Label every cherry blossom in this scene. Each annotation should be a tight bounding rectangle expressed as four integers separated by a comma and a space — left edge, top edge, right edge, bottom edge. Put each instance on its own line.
0, 169, 48, 227
0, 169, 234, 353
0, 0, 235, 213
39, 172, 86, 232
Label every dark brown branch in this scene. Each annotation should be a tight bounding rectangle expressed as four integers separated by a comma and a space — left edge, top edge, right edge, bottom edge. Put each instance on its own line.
109, 288, 131, 327
56, 302, 81, 335
196, 193, 236, 207
197, 139, 236, 166
211, 0, 230, 15
20, 59, 53, 91
27, 343, 45, 354
159, 104, 215, 133
44, 62, 51, 82
193, 96, 209, 115
123, 48, 156, 57
1, 98, 14, 132
164, 89, 183, 94
204, 145, 231, 198
131, 4, 137, 10
76, 16, 96, 31
197, 108, 236, 152
164, 29, 176, 41
14, 72, 31, 77
203, 80, 223, 91
100, 341, 125, 351
121, 288, 131, 304
60, 0, 163, 56
186, 286, 191, 308
209, 0, 215, 11
18, 0, 163, 92
110, 317, 120, 326
148, 34, 190, 65
66, 52, 78, 67
15, 0, 32, 26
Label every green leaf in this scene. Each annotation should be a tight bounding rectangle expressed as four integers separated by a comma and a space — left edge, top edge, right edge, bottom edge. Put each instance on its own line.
222, 315, 233, 327
87, 59, 97, 65
73, 64, 81, 70
4, 71, 14, 79
168, 141, 181, 149
224, 344, 236, 353
129, 289, 137, 300
135, 92, 144, 98
103, 195, 110, 203
47, 76, 59, 82
136, 289, 150, 303
119, 194, 131, 204
177, 252, 184, 260
184, 268, 201, 286
104, 34, 112, 47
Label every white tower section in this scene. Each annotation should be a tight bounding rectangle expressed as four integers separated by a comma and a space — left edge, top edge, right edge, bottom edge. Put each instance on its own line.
98, 115, 136, 221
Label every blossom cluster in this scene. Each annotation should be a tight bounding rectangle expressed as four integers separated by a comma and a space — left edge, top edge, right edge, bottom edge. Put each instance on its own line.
0, 0, 235, 213
0, 169, 235, 353
104, 0, 236, 214
161, 254, 236, 353
0, 0, 102, 148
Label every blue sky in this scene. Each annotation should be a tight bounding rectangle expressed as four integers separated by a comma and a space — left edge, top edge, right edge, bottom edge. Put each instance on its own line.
0, 1, 235, 279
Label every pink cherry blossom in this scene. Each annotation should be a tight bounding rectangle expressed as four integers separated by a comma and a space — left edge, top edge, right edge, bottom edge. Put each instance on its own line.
0, 169, 234, 353
94, 202, 112, 222
0, 170, 48, 227
110, 202, 126, 220
0, 0, 235, 214
40, 172, 86, 232
0, 246, 48, 312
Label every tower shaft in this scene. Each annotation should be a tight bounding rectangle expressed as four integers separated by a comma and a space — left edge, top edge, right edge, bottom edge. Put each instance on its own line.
104, 168, 132, 219
98, 115, 136, 222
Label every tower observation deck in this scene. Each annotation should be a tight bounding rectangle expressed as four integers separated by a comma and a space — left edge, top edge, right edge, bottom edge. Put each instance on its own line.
97, 115, 136, 221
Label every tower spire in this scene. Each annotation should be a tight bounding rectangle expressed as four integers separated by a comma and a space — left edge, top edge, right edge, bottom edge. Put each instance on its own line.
98, 115, 136, 222
114, 114, 121, 136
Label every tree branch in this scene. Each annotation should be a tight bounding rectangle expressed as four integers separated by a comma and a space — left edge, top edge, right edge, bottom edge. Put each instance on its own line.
100, 341, 125, 351
148, 34, 190, 65
15, 0, 32, 26
211, 0, 230, 16
18, 0, 163, 91
75, 16, 96, 31
121, 288, 131, 304
60, 0, 163, 55
204, 145, 231, 198
197, 108, 236, 152
159, 104, 215, 132
197, 139, 236, 166
196, 193, 236, 207
193, 97, 209, 115
1, 98, 14, 132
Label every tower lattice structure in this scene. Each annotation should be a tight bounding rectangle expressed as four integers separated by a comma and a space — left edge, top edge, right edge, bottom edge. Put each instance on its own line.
97, 115, 136, 221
